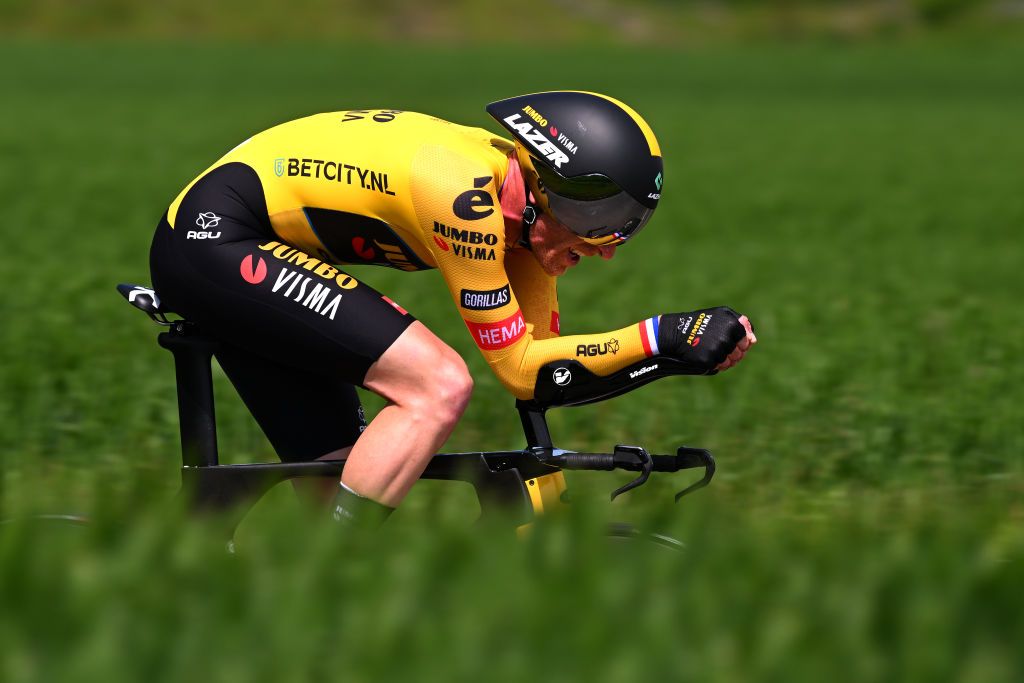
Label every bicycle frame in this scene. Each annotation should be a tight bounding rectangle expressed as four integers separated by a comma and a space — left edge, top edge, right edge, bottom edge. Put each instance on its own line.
119, 284, 715, 539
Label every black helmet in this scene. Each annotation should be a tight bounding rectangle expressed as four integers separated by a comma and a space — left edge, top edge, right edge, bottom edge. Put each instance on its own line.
486, 91, 663, 246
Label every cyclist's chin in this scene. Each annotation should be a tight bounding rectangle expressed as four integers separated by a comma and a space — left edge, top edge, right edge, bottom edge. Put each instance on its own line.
536, 247, 580, 277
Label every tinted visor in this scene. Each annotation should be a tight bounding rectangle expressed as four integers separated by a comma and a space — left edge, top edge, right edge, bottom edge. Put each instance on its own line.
535, 164, 622, 201
535, 164, 654, 245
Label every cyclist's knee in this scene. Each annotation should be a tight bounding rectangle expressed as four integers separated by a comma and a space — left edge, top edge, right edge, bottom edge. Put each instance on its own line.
365, 322, 473, 427
423, 351, 473, 426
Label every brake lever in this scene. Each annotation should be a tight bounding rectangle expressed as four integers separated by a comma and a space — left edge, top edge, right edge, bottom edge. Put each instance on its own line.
609, 445, 653, 501
674, 447, 716, 502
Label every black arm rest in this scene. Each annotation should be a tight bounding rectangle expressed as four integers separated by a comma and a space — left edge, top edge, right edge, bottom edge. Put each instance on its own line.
519, 356, 712, 410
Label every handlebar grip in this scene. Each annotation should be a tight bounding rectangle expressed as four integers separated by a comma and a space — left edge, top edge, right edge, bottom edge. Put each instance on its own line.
557, 453, 616, 471
649, 449, 713, 472
650, 455, 683, 472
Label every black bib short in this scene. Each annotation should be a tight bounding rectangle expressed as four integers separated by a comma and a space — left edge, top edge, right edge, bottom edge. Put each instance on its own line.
149, 163, 416, 462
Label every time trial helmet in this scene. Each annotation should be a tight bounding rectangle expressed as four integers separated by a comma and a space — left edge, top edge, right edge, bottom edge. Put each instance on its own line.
487, 91, 663, 246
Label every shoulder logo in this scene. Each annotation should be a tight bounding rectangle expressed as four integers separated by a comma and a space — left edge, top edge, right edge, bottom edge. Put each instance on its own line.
197, 212, 221, 230
453, 176, 495, 220
461, 285, 511, 311
552, 367, 572, 386
433, 221, 497, 261
464, 310, 526, 350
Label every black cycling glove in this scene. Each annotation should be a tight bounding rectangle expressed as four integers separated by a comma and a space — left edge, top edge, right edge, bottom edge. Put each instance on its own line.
656, 307, 747, 374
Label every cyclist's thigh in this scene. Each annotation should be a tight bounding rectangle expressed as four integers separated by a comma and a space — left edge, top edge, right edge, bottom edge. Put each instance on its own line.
150, 162, 416, 385
214, 341, 367, 462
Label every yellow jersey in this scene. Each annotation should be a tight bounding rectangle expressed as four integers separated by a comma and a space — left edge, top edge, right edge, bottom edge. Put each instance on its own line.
167, 110, 661, 399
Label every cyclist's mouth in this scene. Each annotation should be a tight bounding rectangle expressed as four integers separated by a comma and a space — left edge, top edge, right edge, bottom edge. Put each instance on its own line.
568, 247, 582, 266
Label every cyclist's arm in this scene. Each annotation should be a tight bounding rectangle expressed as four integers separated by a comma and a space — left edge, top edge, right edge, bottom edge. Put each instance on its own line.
503, 247, 560, 340
454, 257, 658, 399
409, 147, 660, 399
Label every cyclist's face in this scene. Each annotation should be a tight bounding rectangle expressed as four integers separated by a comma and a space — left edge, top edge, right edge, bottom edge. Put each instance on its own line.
530, 212, 617, 276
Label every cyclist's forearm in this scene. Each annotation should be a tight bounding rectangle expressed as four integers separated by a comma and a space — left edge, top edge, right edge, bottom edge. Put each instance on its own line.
484, 316, 661, 399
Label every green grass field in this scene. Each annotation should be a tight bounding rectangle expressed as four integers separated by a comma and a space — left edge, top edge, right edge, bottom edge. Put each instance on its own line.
1, 40, 1023, 681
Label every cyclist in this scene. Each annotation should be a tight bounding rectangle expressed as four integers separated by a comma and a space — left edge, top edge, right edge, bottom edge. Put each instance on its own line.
149, 91, 757, 526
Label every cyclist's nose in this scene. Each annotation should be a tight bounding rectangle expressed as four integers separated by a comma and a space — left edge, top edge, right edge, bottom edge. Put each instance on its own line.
599, 245, 617, 260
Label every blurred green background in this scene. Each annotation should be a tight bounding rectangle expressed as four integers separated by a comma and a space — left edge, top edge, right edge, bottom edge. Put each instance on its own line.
1, 2, 1023, 681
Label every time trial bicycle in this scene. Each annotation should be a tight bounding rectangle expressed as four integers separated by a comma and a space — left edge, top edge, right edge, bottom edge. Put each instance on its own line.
44, 284, 716, 547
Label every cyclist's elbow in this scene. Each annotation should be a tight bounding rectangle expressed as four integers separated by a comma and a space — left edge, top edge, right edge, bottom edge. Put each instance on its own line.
494, 370, 534, 402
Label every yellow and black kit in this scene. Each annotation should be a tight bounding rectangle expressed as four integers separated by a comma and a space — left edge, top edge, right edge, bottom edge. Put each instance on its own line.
150, 108, 664, 459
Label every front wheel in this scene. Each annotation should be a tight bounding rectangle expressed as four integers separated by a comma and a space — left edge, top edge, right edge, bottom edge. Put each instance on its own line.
0, 513, 90, 527
606, 522, 685, 551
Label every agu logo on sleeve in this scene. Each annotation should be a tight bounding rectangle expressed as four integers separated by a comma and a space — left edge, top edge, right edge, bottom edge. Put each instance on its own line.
575, 338, 619, 357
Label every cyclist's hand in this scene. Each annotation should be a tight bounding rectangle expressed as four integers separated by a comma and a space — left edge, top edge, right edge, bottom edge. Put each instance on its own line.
657, 307, 757, 374
716, 314, 756, 372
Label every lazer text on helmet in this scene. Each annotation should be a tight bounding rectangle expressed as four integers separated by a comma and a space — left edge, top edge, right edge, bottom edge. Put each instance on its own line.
502, 114, 569, 169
